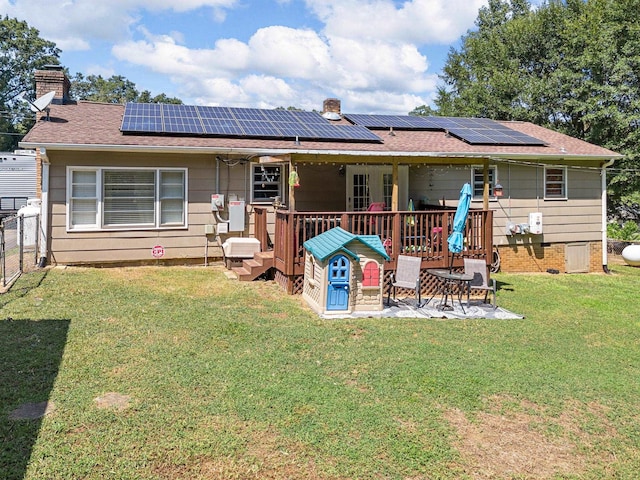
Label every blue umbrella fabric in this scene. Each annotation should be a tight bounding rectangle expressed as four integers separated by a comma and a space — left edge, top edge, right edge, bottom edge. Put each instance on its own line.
447, 183, 473, 254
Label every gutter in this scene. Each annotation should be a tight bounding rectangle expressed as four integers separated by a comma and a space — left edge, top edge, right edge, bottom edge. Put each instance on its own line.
18, 141, 622, 163
601, 158, 616, 273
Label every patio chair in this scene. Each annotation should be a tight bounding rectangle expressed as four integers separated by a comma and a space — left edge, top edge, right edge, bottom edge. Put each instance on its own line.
463, 258, 497, 308
386, 254, 422, 307
367, 202, 386, 229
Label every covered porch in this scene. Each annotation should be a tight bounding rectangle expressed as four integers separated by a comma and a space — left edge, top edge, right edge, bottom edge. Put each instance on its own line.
251, 207, 493, 295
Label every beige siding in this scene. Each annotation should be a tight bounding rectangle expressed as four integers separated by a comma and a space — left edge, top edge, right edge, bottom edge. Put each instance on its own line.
47, 150, 254, 265
409, 162, 604, 246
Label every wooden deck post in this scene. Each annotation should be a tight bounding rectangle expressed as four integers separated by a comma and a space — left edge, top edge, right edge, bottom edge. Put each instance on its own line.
483, 159, 490, 211
391, 160, 399, 211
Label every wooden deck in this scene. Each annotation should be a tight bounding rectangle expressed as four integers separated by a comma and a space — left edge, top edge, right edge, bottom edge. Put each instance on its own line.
253, 207, 493, 295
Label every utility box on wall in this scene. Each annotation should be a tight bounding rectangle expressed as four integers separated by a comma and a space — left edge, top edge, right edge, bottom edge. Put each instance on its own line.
228, 200, 245, 232
529, 212, 543, 234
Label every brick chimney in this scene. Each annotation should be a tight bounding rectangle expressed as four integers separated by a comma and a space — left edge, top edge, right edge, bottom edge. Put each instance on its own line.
322, 98, 341, 115
35, 65, 70, 105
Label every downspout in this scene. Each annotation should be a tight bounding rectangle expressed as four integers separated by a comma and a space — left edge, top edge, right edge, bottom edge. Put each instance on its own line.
38, 148, 49, 267
602, 158, 616, 273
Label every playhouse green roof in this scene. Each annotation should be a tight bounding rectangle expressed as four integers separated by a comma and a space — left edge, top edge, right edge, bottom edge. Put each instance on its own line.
303, 227, 390, 262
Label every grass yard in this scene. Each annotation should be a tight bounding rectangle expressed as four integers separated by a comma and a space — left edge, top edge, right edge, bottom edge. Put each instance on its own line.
1, 264, 640, 479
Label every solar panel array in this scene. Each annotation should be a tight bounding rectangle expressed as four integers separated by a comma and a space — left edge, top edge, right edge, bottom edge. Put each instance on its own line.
121, 103, 382, 142
344, 114, 546, 146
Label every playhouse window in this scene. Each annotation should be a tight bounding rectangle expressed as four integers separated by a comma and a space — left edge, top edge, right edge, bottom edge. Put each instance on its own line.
362, 261, 380, 287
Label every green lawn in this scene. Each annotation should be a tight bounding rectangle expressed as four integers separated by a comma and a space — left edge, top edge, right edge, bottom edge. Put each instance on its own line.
1, 265, 640, 479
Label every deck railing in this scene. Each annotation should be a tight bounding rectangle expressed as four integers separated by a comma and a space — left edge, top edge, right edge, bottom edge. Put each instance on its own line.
270, 209, 493, 277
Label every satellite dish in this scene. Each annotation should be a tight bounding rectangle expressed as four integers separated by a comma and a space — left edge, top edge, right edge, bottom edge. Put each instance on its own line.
28, 91, 56, 113
18, 90, 56, 121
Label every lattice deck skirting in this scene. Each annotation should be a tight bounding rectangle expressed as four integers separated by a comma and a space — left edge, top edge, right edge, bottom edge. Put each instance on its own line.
276, 267, 482, 299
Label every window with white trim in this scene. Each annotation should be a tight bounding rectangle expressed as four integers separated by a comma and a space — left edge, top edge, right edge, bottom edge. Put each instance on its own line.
471, 166, 497, 199
544, 166, 567, 199
67, 167, 187, 230
251, 164, 283, 203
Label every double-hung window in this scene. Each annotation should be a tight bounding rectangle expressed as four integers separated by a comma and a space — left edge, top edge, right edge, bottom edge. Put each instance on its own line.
471, 166, 497, 200
67, 167, 187, 230
544, 166, 567, 199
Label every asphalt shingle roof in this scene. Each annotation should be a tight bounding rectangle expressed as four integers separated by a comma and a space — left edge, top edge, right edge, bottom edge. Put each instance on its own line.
20, 101, 621, 160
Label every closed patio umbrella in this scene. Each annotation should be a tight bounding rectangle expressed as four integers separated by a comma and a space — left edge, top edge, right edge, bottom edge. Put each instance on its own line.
447, 183, 472, 269
406, 198, 415, 226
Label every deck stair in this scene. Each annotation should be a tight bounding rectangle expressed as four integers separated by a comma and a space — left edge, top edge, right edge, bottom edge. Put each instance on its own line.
232, 251, 274, 281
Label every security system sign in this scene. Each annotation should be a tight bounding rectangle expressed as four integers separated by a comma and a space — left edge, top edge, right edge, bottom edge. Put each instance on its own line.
152, 245, 165, 258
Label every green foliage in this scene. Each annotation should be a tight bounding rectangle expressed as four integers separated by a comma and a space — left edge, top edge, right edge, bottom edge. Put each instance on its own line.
136, 90, 182, 104
428, 0, 640, 217
0, 16, 60, 150
607, 220, 640, 241
408, 104, 438, 116
69, 73, 182, 104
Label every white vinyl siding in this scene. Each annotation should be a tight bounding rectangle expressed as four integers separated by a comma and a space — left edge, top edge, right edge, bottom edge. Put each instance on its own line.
67, 167, 187, 231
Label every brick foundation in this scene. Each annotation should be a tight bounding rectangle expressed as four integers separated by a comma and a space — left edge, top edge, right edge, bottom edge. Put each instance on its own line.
497, 241, 604, 273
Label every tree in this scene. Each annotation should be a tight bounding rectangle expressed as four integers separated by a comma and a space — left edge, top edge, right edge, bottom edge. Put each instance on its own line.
70, 73, 182, 104
0, 16, 60, 150
427, 0, 640, 219
137, 90, 182, 104
409, 104, 438, 117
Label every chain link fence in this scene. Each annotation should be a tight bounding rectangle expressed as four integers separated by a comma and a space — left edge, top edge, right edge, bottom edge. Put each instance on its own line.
607, 238, 639, 265
1, 212, 40, 290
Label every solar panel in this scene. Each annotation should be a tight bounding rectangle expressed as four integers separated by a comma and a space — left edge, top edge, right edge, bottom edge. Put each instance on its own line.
121, 103, 164, 133
197, 106, 235, 120
229, 107, 267, 121
290, 111, 329, 125
237, 120, 282, 137
344, 113, 546, 146
120, 102, 382, 142
200, 117, 244, 136
275, 121, 315, 138
163, 105, 204, 134
306, 124, 382, 141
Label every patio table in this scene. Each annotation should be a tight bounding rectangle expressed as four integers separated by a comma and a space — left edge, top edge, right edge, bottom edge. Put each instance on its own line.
426, 268, 474, 313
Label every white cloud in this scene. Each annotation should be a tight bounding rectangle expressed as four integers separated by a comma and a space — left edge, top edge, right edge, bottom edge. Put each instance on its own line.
112, 28, 250, 78
111, 18, 439, 111
0, 0, 488, 112
85, 64, 116, 78
338, 89, 433, 115
306, 0, 485, 44
248, 26, 332, 80
0, 0, 239, 50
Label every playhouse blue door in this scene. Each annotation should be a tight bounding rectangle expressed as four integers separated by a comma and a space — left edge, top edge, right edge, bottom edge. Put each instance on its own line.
327, 254, 350, 311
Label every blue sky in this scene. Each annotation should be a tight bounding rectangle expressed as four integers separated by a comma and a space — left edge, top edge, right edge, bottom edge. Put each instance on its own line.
1, 0, 493, 114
